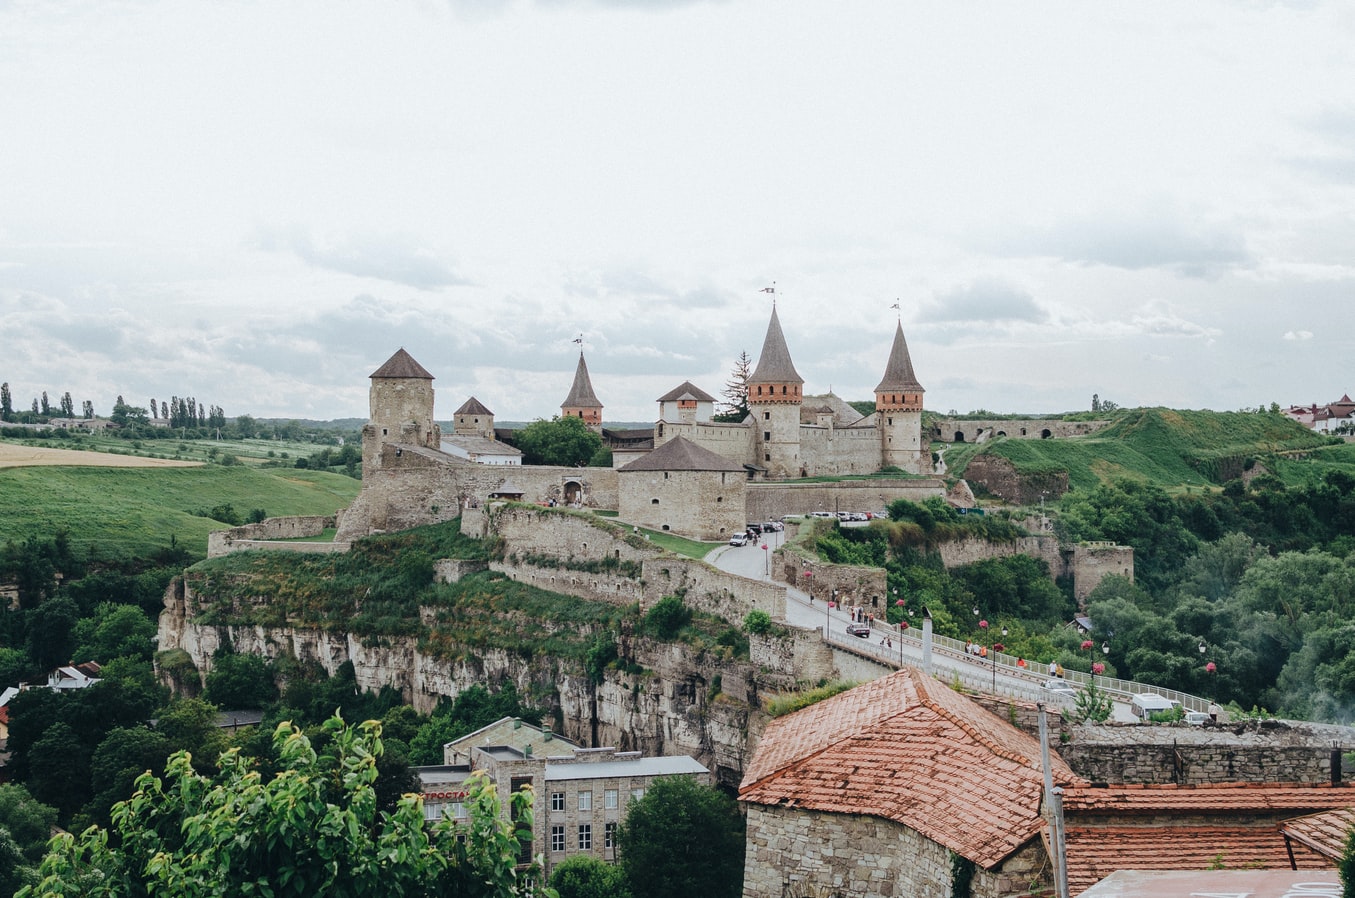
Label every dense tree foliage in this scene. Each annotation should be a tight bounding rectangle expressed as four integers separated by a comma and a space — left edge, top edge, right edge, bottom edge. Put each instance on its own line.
18, 716, 551, 898
514, 416, 604, 467
617, 776, 744, 898
551, 855, 630, 898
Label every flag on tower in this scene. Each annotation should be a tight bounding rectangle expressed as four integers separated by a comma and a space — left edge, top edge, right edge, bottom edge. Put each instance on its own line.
760, 285, 776, 294
890, 300, 900, 310
572, 334, 583, 345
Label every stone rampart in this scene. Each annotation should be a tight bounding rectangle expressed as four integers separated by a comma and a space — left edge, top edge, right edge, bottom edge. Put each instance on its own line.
937, 535, 1064, 574
797, 425, 887, 476
931, 418, 1110, 444
1070, 542, 1135, 601
745, 479, 944, 521
206, 515, 338, 558
336, 451, 619, 541
776, 548, 887, 610
486, 504, 785, 623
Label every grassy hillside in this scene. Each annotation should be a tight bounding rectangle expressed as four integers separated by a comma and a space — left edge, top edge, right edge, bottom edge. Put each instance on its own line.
961, 408, 1339, 493
0, 465, 360, 561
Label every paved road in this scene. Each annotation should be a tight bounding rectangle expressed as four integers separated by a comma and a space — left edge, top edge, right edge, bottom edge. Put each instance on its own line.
706, 537, 1140, 721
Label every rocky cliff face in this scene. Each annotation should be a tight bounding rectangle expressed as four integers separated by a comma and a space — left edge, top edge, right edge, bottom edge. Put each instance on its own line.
157, 575, 764, 788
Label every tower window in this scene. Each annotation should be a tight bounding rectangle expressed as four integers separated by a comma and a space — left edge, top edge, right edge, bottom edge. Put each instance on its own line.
764, 412, 770, 420
651, 498, 659, 505
781, 385, 787, 395
764, 432, 771, 441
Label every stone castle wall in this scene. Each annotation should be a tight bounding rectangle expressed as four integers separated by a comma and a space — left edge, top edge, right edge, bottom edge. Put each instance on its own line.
798, 425, 886, 476
336, 451, 620, 540
207, 515, 339, 558
487, 504, 786, 621
618, 468, 746, 540
937, 535, 1065, 574
745, 479, 944, 521
931, 418, 1110, 444
656, 419, 754, 459
1070, 542, 1135, 601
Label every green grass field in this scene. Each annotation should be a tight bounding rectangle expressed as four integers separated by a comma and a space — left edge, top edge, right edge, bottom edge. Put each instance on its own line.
0, 431, 340, 467
961, 408, 1343, 492
0, 464, 360, 561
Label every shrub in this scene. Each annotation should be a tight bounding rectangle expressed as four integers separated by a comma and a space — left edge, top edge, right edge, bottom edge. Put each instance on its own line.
743, 610, 772, 635
644, 596, 690, 639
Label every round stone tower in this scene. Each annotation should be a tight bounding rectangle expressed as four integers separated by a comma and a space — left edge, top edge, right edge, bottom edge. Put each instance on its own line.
874, 320, 926, 473
362, 348, 439, 478
747, 304, 804, 479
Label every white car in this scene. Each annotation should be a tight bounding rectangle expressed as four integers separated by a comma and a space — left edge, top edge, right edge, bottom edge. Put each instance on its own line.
728, 533, 748, 546
1040, 679, 1078, 697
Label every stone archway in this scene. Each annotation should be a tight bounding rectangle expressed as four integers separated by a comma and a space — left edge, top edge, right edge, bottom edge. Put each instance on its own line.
563, 479, 582, 504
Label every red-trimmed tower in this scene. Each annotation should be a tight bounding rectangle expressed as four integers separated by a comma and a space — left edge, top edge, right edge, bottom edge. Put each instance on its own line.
561, 351, 603, 433
875, 320, 926, 472
747, 304, 804, 478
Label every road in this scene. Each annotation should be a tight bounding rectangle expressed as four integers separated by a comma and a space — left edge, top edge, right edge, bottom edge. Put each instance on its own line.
706, 536, 1141, 721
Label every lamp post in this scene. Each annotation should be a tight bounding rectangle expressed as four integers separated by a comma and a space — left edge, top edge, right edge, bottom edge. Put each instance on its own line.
992, 625, 1008, 693
762, 540, 769, 577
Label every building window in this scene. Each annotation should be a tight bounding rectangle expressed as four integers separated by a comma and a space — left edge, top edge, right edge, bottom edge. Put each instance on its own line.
765, 453, 771, 462
631, 787, 645, 803
578, 824, 592, 850
605, 822, 617, 849
578, 790, 592, 812
604, 789, 618, 809
763, 431, 771, 441
551, 792, 565, 812
764, 411, 770, 420
551, 825, 565, 852
651, 498, 659, 505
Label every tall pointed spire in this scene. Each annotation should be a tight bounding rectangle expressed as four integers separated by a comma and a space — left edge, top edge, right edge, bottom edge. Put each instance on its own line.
874, 320, 924, 395
561, 351, 603, 431
749, 304, 804, 386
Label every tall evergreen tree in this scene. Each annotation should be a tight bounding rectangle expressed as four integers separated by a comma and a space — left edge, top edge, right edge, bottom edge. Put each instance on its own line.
150, 398, 157, 419
716, 351, 752, 421
81, 400, 93, 419
59, 392, 73, 418
0, 382, 11, 421
39, 392, 50, 416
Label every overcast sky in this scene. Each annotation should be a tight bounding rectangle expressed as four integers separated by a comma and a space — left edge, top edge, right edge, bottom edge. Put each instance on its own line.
2, 0, 1353, 424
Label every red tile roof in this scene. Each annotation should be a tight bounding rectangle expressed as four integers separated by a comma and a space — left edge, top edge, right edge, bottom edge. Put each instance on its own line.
1064, 824, 1333, 897
740, 669, 1081, 869
1063, 782, 1355, 813
1280, 806, 1355, 861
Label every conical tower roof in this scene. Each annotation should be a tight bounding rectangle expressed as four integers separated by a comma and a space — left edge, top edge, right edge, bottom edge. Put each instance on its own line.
370, 348, 434, 380
561, 353, 603, 409
749, 305, 803, 385
455, 396, 493, 416
874, 321, 924, 394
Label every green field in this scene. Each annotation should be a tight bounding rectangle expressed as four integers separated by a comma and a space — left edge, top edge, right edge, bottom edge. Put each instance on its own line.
0, 464, 360, 561
0, 430, 342, 467
961, 408, 1342, 493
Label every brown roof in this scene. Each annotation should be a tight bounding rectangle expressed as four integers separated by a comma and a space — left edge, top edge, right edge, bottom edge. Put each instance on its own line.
1280, 806, 1355, 860
749, 305, 803, 386
1063, 782, 1355, 814
658, 381, 716, 403
1064, 823, 1334, 896
561, 352, 603, 409
619, 436, 744, 473
874, 320, 925, 394
370, 348, 434, 380
739, 669, 1081, 869
455, 396, 493, 416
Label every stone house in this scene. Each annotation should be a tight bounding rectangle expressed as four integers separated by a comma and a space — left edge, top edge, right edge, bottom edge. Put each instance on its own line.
739, 670, 1354, 898
417, 716, 709, 878
617, 436, 747, 540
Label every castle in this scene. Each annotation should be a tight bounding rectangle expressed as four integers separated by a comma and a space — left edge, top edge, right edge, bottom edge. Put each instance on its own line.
335, 307, 943, 541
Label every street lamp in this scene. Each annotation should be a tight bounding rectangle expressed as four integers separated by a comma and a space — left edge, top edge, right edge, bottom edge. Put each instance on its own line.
991, 626, 1008, 693
762, 540, 769, 576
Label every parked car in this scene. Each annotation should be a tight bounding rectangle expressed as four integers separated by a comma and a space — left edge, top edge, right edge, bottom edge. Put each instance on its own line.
729, 533, 748, 547
746, 522, 764, 534
763, 521, 784, 532
846, 621, 872, 638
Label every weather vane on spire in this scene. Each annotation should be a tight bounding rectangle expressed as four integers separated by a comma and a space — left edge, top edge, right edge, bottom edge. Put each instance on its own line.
890, 299, 901, 318
760, 282, 777, 307
572, 333, 584, 351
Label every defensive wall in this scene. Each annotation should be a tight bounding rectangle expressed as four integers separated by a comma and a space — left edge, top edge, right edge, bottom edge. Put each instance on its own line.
931, 418, 1110, 444
207, 515, 346, 558
336, 445, 619, 540
796, 424, 891, 477
745, 478, 945, 521
479, 503, 786, 622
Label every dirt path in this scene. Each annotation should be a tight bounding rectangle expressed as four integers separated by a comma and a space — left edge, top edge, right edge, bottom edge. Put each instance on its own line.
0, 442, 202, 469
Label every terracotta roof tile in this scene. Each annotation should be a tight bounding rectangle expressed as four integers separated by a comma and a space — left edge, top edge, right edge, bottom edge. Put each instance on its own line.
1064, 824, 1334, 896
1063, 782, 1355, 813
740, 670, 1081, 869
1280, 806, 1355, 860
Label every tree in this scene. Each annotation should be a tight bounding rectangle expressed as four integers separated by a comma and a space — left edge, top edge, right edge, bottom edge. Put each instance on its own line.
0, 784, 58, 864
204, 651, 278, 709
39, 392, 50, 417
59, 392, 73, 418
551, 855, 630, 898
0, 381, 11, 421
716, 351, 752, 421
514, 416, 603, 467
19, 716, 551, 898
149, 398, 157, 419
617, 776, 744, 898
73, 603, 157, 663
81, 400, 93, 419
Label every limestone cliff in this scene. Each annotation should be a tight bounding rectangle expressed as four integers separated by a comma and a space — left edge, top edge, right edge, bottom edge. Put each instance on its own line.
157, 573, 768, 787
